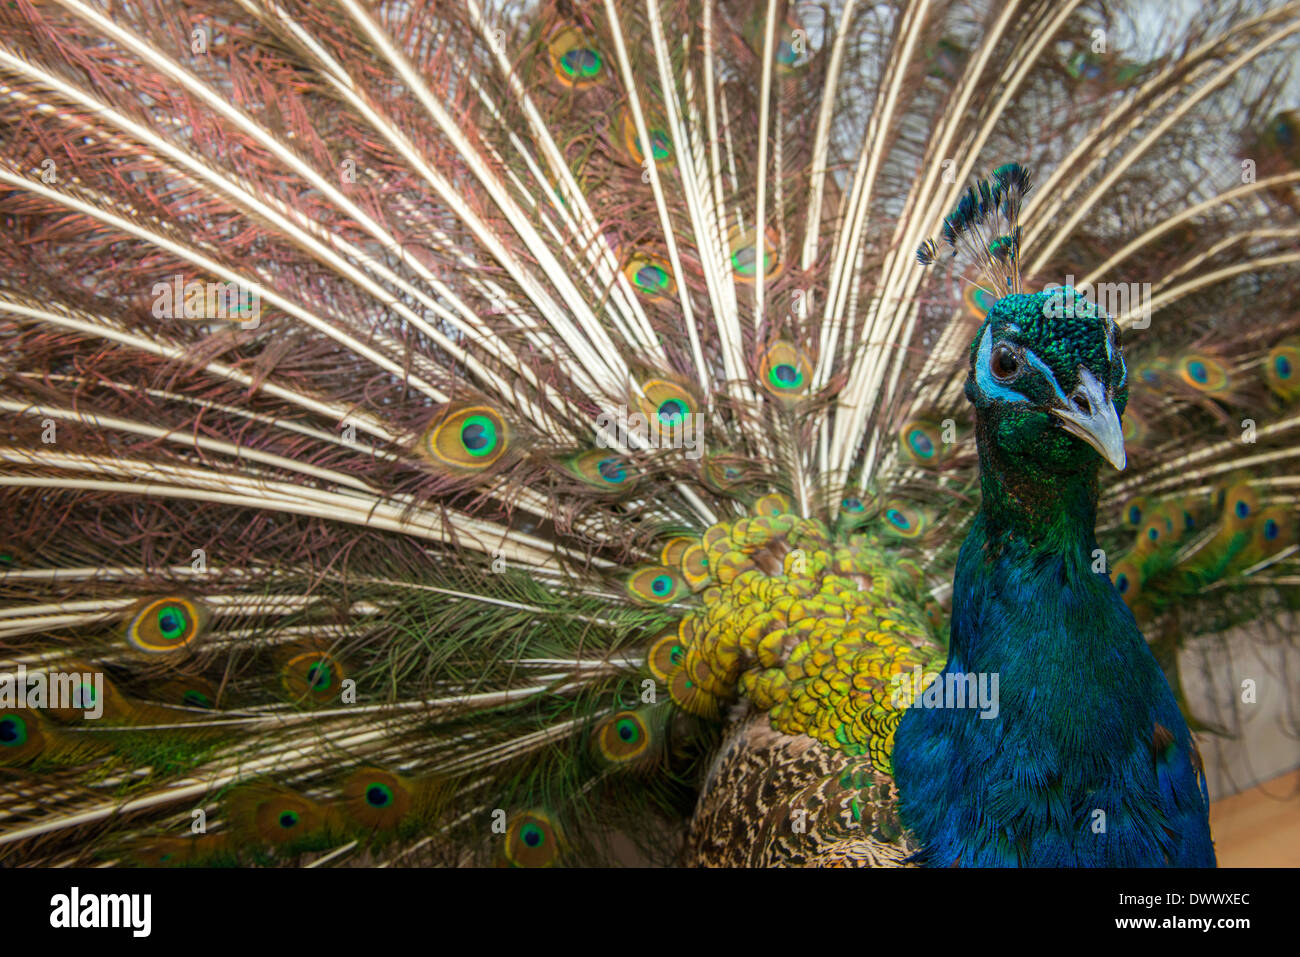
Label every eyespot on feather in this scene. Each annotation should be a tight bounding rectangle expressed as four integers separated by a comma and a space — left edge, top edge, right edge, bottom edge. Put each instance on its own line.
743, 6, 812, 71
1220, 482, 1260, 530
1120, 496, 1148, 529
648, 631, 687, 682
227, 787, 335, 847
758, 342, 813, 399
592, 710, 652, 764
1175, 353, 1231, 395
0, 711, 43, 764
619, 108, 674, 166
280, 649, 347, 706
963, 283, 998, 320
728, 224, 783, 282
626, 566, 687, 605
898, 419, 947, 466
1134, 503, 1179, 554
623, 251, 676, 300
634, 379, 698, 430
154, 675, 220, 710
703, 453, 752, 492
1110, 556, 1145, 608
658, 536, 695, 569
669, 666, 720, 718
503, 811, 563, 867
1121, 406, 1149, 450
879, 500, 930, 539
562, 449, 638, 493
678, 542, 711, 590
419, 403, 510, 472
1264, 341, 1300, 401
43, 666, 129, 723
124, 596, 209, 654
753, 492, 793, 517
546, 25, 603, 89
1131, 357, 1171, 391
341, 767, 413, 830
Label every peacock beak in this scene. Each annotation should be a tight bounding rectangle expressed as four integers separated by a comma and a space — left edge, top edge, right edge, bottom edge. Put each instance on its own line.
1050, 367, 1126, 471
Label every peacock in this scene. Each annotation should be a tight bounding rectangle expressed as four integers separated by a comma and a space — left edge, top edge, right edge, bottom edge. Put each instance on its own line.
0, 0, 1296, 868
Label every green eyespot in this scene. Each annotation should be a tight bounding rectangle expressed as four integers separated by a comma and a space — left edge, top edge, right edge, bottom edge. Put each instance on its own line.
421, 404, 510, 472
623, 252, 675, 300
125, 597, 208, 654
0, 714, 28, 747
649, 630, 688, 681
627, 566, 686, 605
548, 27, 602, 89
880, 501, 930, 540
594, 710, 651, 764
280, 650, 346, 705
504, 811, 562, 867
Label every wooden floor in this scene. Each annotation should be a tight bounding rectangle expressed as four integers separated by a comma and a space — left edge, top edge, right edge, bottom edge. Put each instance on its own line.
1208, 769, 1300, 867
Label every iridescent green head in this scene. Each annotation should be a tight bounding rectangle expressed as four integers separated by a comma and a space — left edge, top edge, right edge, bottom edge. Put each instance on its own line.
965, 287, 1129, 476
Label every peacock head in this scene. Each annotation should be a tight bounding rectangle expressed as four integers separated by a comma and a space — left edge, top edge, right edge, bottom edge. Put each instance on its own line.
965, 286, 1128, 475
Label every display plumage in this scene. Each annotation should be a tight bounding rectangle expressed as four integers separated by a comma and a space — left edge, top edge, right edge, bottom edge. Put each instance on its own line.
0, 0, 1296, 867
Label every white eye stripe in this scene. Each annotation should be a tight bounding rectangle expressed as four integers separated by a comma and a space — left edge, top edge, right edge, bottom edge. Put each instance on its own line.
1021, 348, 1070, 406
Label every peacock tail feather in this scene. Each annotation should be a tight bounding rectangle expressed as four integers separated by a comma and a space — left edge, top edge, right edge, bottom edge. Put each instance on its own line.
0, 0, 1296, 866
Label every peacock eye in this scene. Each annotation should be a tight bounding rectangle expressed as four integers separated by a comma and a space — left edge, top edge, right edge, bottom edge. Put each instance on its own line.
991, 342, 1021, 381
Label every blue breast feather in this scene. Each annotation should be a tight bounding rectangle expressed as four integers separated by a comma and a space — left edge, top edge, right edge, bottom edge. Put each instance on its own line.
893, 521, 1216, 867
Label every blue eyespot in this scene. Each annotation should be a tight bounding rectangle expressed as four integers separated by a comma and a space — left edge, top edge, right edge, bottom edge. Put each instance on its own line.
182, 690, 212, 708
636, 265, 667, 289
72, 682, 96, 709
597, 457, 627, 484
1235, 500, 1250, 519
909, 430, 935, 458
0, 715, 26, 746
1128, 506, 1142, 525
461, 421, 489, 451
1277, 355, 1293, 379
1264, 519, 1279, 541
770, 363, 801, 388
1116, 574, 1129, 594
658, 399, 688, 424
651, 575, 672, 595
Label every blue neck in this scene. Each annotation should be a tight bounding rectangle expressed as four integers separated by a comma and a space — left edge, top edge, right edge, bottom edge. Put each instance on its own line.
892, 461, 1215, 866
